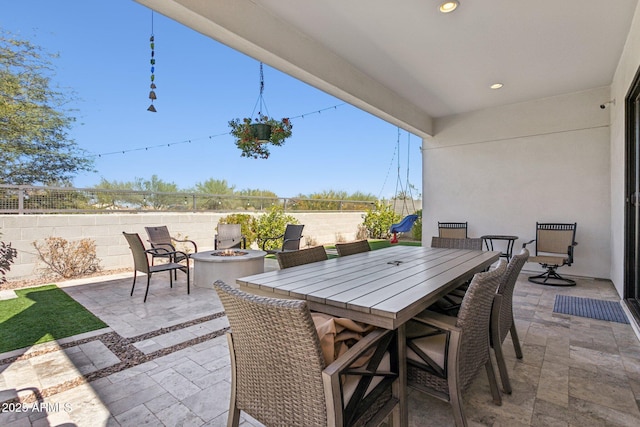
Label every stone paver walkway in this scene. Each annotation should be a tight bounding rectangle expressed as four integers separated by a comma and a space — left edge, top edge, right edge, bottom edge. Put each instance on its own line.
1, 259, 640, 426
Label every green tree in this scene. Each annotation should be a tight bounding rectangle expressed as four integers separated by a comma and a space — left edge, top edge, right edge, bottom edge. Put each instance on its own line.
292, 190, 347, 210
92, 178, 138, 209
292, 190, 376, 211
134, 175, 180, 210
195, 178, 236, 210
0, 31, 94, 184
236, 188, 279, 211
195, 178, 235, 195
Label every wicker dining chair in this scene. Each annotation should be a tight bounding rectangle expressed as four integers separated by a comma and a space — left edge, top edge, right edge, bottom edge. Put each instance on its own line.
335, 240, 371, 257
122, 232, 190, 302
214, 281, 399, 427
438, 222, 468, 239
276, 245, 328, 269
430, 236, 484, 311
491, 248, 528, 394
214, 223, 246, 250
431, 236, 482, 251
406, 260, 506, 427
422, 249, 528, 395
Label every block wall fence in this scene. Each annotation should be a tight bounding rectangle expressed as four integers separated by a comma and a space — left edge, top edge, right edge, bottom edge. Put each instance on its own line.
0, 212, 367, 281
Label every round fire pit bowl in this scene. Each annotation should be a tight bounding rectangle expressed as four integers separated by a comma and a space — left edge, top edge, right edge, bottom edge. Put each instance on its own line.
190, 249, 267, 288
211, 250, 248, 257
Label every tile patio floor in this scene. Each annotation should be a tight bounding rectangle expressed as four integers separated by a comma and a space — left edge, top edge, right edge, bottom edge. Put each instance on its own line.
1, 258, 640, 426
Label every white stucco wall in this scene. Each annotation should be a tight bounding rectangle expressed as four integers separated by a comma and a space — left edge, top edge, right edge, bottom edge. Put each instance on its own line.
0, 212, 365, 281
610, 3, 640, 296
422, 87, 611, 280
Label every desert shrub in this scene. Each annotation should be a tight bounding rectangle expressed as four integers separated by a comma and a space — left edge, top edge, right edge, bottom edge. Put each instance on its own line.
1, 232, 17, 284
171, 233, 196, 254
356, 224, 368, 240
255, 206, 300, 251
361, 201, 401, 239
33, 237, 101, 279
412, 209, 423, 240
305, 235, 318, 247
335, 233, 346, 243
218, 213, 258, 247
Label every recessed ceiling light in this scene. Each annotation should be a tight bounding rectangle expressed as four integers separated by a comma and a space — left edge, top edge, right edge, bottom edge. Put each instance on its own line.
439, 1, 459, 13
490, 83, 503, 90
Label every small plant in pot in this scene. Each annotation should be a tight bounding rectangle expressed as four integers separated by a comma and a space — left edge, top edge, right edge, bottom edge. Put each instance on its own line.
228, 114, 293, 159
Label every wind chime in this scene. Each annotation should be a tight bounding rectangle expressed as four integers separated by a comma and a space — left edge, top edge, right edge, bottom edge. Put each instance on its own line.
147, 11, 157, 112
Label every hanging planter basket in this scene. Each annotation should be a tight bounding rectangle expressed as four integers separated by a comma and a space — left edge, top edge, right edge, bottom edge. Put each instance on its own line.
228, 116, 292, 159
228, 63, 293, 159
251, 123, 272, 142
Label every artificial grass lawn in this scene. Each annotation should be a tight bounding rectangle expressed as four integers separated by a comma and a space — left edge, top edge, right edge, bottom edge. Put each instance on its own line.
0, 284, 107, 354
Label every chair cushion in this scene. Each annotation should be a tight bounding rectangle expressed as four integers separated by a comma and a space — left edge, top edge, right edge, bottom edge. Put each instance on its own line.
342, 352, 391, 408
406, 333, 447, 370
312, 312, 375, 365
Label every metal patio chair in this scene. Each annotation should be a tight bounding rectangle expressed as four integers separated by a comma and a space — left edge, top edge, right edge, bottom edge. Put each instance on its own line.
523, 222, 577, 286
214, 223, 246, 250
122, 232, 190, 302
144, 225, 197, 267
260, 223, 304, 254
438, 222, 468, 239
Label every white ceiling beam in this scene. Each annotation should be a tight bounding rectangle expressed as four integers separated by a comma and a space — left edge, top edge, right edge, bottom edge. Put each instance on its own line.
134, 0, 434, 137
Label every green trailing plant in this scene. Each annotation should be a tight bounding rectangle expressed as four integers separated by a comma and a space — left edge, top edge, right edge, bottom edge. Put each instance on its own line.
218, 213, 258, 247
1, 231, 17, 284
255, 205, 300, 251
228, 115, 293, 159
33, 237, 101, 279
361, 201, 401, 239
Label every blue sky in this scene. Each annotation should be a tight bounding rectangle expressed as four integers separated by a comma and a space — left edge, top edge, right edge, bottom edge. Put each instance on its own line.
2, 0, 421, 199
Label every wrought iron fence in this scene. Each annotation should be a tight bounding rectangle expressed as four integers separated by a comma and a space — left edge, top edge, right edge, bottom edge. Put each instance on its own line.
0, 185, 379, 214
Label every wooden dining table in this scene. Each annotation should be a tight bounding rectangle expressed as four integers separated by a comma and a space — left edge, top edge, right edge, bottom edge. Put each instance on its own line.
236, 245, 500, 426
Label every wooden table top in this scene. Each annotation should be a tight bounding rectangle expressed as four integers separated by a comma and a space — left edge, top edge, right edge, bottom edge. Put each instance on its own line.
237, 245, 500, 330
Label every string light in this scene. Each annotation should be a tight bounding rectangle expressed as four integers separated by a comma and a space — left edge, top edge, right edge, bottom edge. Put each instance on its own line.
88, 103, 346, 158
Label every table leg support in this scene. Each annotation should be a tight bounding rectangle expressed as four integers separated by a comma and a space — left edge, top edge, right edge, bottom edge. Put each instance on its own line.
393, 323, 408, 426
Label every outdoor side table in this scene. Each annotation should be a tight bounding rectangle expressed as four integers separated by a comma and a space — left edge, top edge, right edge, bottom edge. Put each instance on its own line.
481, 235, 518, 261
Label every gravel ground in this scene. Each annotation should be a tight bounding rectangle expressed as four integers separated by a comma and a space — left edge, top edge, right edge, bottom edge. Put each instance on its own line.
2, 268, 131, 291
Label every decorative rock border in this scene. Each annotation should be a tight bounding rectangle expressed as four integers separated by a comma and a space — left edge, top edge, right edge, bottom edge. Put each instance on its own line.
0, 312, 229, 405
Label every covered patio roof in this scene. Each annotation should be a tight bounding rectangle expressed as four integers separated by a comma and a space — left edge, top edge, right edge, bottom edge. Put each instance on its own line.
134, 0, 638, 136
